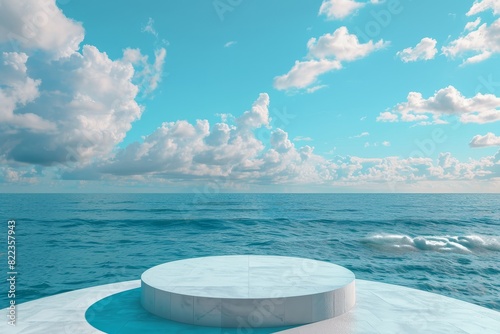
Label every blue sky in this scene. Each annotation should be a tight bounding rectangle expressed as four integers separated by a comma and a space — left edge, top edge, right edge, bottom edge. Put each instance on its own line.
0, 0, 499, 192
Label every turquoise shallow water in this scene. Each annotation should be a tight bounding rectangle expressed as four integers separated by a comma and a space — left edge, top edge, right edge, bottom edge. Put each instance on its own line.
0, 193, 499, 310
85, 288, 294, 333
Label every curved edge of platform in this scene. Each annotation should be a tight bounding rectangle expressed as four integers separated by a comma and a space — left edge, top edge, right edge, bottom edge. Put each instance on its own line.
141, 280, 356, 327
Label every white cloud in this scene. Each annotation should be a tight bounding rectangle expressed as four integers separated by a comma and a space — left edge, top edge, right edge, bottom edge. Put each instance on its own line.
360, 116, 367, 121
328, 153, 498, 185
0, 46, 148, 165
377, 85, 500, 124
363, 141, 390, 147
63, 94, 299, 180
318, 0, 383, 20
270, 129, 294, 153
0, 0, 166, 166
142, 17, 158, 37
151, 49, 167, 91
306, 85, 328, 93
319, 0, 365, 20
59, 94, 500, 188
462, 51, 492, 64
470, 133, 500, 147
376, 111, 398, 122
397, 37, 438, 62
308, 27, 388, 61
81, 94, 271, 178
124, 48, 167, 94
465, 17, 482, 31
215, 113, 234, 123
224, 41, 236, 48
274, 27, 386, 91
467, 0, 500, 16
1, 166, 39, 184
350, 132, 370, 138
442, 18, 500, 65
293, 136, 313, 142
0, 51, 52, 132
236, 93, 270, 129
273, 59, 342, 90
0, 0, 84, 59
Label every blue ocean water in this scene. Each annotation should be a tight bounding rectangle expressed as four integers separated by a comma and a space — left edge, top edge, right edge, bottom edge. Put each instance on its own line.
0, 193, 499, 311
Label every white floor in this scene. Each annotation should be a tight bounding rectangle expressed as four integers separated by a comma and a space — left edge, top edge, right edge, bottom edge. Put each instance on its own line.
1, 279, 499, 333
0, 280, 139, 334
277, 280, 500, 334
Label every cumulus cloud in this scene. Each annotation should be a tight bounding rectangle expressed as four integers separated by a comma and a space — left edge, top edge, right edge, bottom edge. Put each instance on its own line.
1, 166, 40, 184
124, 47, 167, 94
467, 0, 500, 16
236, 93, 271, 129
319, 0, 380, 20
0, 0, 166, 166
0, 51, 51, 132
442, 18, 500, 65
376, 111, 398, 122
224, 41, 236, 48
274, 27, 386, 91
465, 17, 482, 31
1, 46, 146, 165
274, 59, 342, 90
78, 94, 271, 178
319, 0, 364, 20
59, 94, 500, 189
307, 27, 388, 61
377, 85, 500, 124
62, 94, 279, 180
326, 152, 497, 186
470, 133, 500, 147
397, 38, 438, 62
0, 0, 84, 59
331, 152, 498, 184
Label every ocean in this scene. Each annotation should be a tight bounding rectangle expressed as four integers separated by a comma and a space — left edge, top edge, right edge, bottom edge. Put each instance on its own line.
0, 193, 499, 311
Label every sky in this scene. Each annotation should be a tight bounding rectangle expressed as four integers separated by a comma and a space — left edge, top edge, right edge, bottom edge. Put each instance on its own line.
0, 0, 499, 193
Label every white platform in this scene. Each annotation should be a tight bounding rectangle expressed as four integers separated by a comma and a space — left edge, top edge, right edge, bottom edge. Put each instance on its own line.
1, 279, 500, 333
140, 255, 356, 327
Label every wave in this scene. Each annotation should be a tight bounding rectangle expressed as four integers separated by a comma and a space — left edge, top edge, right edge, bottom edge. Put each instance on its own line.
362, 234, 500, 253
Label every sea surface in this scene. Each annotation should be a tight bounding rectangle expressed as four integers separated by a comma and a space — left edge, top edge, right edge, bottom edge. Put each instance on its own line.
0, 193, 499, 311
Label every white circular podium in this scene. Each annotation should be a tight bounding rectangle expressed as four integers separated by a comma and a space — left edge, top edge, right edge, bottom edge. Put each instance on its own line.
141, 255, 355, 328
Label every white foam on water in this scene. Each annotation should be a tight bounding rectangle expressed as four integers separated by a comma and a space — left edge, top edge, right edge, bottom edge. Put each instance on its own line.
364, 234, 500, 253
